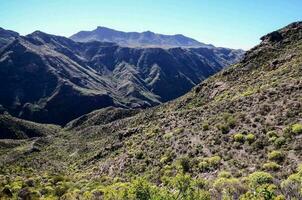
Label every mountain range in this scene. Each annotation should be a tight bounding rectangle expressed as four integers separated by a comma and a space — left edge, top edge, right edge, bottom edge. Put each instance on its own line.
0, 28, 243, 125
70, 26, 214, 48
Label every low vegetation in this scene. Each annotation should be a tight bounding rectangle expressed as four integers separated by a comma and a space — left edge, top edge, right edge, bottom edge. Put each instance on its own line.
1, 165, 302, 199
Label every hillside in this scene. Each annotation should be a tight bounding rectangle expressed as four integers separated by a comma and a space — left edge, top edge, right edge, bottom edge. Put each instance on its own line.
70, 26, 214, 48
0, 113, 60, 139
0, 29, 243, 125
0, 22, 302, 199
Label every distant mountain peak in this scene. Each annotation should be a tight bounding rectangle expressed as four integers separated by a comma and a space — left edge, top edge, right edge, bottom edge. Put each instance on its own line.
0, 27, 19, 48
70, 26, 213, 48
96, 26, 117, 32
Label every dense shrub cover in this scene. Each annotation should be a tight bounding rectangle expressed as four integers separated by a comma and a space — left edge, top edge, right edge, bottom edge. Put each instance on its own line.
1, 166, 302, 199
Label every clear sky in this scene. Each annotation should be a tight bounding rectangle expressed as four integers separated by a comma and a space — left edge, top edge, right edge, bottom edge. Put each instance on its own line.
0, 0, 301, 50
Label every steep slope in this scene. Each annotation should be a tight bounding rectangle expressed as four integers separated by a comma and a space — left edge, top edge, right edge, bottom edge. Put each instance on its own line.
0, 22, 302, 199
55, 20, 302, 179
0, 30, 242, 125
0, 35, 115, 125
70, 26, 213, 48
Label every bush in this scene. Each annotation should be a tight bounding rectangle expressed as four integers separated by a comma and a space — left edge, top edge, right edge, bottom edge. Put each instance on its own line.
240, 184, 277, 200
131, 178, 152, 200
226, 116, 236, 128
268, 150, 284, 162
55, 185, 68, 197
247, 171, 273, 189
218, 171, 232, 178
233, 133, 245, 143
207, 156, 221, 167
216, 123, 229, 134
179, 157, 191, 173
291, 123, 302, 135
246, 133, 256, 143
213, 177, 244, 199
1, 185, 13, 198
280, 164, 302, 199
199, 156, 221, 171
262, 162, 281, 171
266, 131, 278, 138
135, 151, 144, 160
169, 174, 211, 200
274, 136, 286, 148
202, 122, 209, 131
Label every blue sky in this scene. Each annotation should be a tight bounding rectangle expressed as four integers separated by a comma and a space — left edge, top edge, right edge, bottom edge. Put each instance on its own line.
0, 0, 301, 50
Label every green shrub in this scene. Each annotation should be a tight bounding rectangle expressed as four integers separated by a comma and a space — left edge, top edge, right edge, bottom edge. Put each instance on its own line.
216, 123, 229, 134
268, 136, 278, 143
199, 156, 221, 171
131, 178, 152, 200
160, 156, 170, 164
240, 184, 277, 200
291, 123, 302, 135
281, 165, 302, 199
213, 177, 243, 199
1, 185, 13, 198
207, 156, 221, 167
262, 162, 281, 171
266, 131, 278, 138
247, 171, 273, 189
274, 136, 286, 147
246, 133, 256, 143
193, 190, 211, 200
169, 174, 211, 200
178, 157, 191, 173
233, 133, 245, 143
202, 122, 209, 131
218, 171, 232, 178
52, 175, 65, 184
226, 116, 236, 128
268, 150, 284, 162
55, 185, 69, 197
163, 132, 173, 139
135, 151, 144, 160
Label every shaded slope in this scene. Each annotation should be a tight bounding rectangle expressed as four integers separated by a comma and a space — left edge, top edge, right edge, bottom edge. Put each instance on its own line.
0, 36, 115, 125
0, 114, 60, 139
0, 30, 242, 124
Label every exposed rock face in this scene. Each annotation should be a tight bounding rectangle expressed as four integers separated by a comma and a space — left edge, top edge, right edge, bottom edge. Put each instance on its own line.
0, 29, 243, 125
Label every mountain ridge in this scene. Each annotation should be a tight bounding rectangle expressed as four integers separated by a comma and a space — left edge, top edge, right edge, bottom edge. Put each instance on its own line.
70, 26, 217, 48
0, 28, 243, 125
